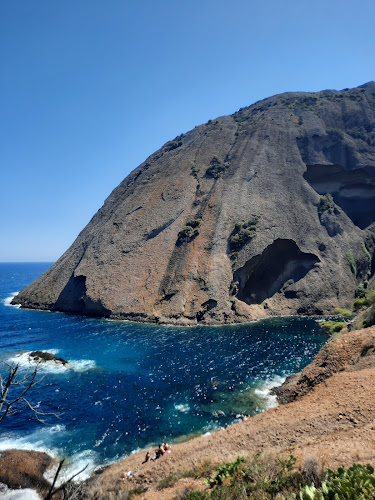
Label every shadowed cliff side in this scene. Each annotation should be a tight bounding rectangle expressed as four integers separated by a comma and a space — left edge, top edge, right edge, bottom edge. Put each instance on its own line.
13, 82, 375, 324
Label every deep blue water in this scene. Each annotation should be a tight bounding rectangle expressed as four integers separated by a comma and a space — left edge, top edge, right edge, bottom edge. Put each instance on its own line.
0, 263, 327, 472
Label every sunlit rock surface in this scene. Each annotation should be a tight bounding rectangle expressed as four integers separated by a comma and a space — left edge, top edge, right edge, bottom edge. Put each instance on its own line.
13, 82, 375, 324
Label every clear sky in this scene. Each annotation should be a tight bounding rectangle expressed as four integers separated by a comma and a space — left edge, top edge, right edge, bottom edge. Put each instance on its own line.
1, 0, 374, 261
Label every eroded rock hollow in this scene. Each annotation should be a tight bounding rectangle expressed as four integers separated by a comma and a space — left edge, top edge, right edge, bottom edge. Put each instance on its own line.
13, 82, 375, 324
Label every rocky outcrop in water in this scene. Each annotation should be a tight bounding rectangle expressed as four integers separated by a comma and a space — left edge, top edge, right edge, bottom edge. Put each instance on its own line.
13, 83, 375, 324
30, 351, 68, 365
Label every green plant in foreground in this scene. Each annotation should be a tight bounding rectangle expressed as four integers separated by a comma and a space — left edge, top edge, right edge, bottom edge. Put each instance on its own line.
299, 464, 375, 499
207, 457, 245, 487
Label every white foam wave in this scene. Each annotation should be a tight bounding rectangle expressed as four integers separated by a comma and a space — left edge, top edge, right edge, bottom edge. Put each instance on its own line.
3, 292, 21, 308
0, 425, 64, 456
7, 351, 96, 374
254, 375, 286, 410
0, 426, 96, 484
44, 450, 98, 484
174, 403, 190, 413
0, 483, 41, 500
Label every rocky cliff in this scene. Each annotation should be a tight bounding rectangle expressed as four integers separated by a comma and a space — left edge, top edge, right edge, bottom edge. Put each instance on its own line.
13, 82, 375, 324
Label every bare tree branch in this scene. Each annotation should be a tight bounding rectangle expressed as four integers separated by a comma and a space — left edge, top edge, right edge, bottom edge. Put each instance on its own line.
0, 359, 60, 424
44, 459, 88, 500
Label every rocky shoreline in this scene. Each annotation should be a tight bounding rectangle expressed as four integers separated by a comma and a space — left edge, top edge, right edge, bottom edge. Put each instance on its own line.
2, 325, 375, 498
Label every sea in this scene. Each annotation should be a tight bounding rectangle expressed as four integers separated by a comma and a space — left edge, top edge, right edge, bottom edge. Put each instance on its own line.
0, 262, 327, 477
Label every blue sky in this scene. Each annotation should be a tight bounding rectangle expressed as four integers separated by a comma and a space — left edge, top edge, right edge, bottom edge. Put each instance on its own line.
1, 0, 374, 261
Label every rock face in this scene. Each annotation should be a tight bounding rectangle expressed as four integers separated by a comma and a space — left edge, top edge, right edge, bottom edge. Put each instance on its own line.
13, 83, 375, 324
272, 326, 375, 404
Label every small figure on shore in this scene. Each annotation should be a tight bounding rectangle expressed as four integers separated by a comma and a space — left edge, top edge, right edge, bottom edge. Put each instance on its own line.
242, 415, 249, 421
224, 424, 228, 431
142, 451, 151, 464
150, 444, 164, 461
295, 364, 300, 373
164, 443, 171, 454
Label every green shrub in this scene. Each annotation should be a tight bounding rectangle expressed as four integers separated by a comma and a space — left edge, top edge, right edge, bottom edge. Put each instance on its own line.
157, 473, 180, 490
228, 217, 259, 253
317, 464, 375, 499
345, 252, 357, 277
353, 297, 369, 311
128, 486, 146, 498
356, 283, 367, 298
207, 457, 244, 487
177, 219, 202, 244
319, 321, 345, 335
318, 194, 334, 215
333, 307, 352, 318
206, 157, 226, 179
362, 242, 372, 263
191, 164, 199, 180
183, 492, 209, 500
164, 135, 183, 152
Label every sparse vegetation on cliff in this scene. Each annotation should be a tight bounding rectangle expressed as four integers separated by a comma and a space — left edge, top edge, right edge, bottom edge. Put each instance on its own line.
345, 252, 357, 278
205, 157, 226, 179
229, 216, 259, 253
169, 453, 375, 500
318, 194, 334, 216
177, 219, 202, 244
164, 135, 183, 152
319, 320, 346, 335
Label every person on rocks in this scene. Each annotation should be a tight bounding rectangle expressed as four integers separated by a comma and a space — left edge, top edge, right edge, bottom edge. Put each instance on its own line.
142, 451, 151, 464
164, 443, 171, 454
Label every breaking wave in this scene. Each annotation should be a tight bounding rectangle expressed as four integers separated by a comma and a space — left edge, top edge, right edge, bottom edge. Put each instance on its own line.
7, 350, 96, 374
254, 375, 286, 410
3, 292, 20, 308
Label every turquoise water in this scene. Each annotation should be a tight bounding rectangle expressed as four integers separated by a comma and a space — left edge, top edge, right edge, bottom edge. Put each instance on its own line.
0, 263, 327, 473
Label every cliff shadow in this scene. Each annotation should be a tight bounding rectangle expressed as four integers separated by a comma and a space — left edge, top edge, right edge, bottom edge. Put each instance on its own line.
53, 273, 111, 317
233, 239, 319, 305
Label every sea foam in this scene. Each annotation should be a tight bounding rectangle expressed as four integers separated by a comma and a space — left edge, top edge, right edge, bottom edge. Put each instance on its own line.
7, 350, 96, 374
0, 425, 96, 483
0, 483, 41, 500
3, 292, 21, 308
254, 375, 286, 410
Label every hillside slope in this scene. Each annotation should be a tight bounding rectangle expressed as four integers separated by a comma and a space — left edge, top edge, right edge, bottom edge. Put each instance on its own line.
13, 83, 375, 324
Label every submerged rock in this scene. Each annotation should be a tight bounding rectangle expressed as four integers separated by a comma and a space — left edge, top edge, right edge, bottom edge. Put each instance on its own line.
12, 83, 375, 325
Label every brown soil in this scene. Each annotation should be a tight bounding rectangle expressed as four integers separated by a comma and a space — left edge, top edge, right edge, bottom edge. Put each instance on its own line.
87, 326, 375, 498
0, 449, 56, 495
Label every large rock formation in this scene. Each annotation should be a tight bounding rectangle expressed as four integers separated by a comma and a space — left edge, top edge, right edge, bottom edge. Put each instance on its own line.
13, 83, 375, 324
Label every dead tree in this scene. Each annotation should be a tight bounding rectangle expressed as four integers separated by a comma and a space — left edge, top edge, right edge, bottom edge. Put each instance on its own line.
44, 459, 88, 500
0, 359, 58, 423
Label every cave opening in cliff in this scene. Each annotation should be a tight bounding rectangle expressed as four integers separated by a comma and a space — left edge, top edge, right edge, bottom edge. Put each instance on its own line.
303, 164, 375, 229
53, 274, 111, 317
233, 239, 319, 305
